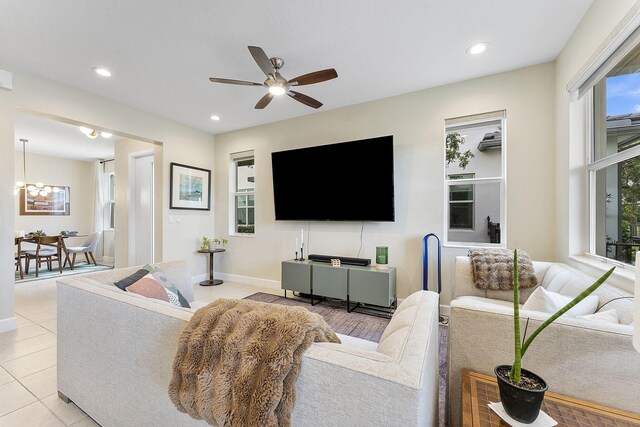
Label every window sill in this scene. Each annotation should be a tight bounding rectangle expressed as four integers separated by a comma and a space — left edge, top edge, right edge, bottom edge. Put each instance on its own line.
229, 233, 255, 238
567, 255, 634, 293
443, 242, 505, 249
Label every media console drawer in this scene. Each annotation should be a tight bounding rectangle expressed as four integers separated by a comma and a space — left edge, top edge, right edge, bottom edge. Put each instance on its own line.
281, 260, 396, 309
349, 268, 396, 307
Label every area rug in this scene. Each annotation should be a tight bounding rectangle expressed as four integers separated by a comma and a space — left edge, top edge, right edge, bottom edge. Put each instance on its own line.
243, 292, 449, 427
15, 263, 113, 284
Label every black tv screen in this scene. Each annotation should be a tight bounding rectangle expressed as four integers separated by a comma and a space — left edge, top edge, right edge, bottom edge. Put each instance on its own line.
271, 136, 395, 221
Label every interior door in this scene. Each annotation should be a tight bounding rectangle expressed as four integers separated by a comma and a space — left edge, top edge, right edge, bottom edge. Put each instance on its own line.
133, 154, 154, 265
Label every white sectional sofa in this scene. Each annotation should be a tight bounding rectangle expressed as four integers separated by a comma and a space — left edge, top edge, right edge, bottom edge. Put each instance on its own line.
57, 260, 441, 427
448, 256, 639, 427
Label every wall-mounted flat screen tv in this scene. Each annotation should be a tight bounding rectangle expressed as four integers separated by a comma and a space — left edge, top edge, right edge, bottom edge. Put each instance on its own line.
271, 135, 395, 221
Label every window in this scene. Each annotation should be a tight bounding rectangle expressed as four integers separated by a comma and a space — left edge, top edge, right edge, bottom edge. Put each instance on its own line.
449, 173, 474, 229
589, 42, 640, 266
107, 173, 115, 229
231, 151, 255, 234
444, 112, 506, 246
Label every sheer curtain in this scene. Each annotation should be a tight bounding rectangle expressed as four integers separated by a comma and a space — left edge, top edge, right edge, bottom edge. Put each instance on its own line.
92, 161, 105, 262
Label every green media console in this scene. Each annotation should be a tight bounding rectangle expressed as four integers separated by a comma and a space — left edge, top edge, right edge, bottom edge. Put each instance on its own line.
281, 260, 396, 310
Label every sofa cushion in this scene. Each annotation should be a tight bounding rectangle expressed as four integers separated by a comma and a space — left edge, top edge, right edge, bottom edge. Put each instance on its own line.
376, 291, 422, 360
577, 309, 619, 324
522, 287, 598, 317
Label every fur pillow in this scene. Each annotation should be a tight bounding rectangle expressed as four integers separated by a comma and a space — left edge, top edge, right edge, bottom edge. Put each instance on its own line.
468, 249, 538, 290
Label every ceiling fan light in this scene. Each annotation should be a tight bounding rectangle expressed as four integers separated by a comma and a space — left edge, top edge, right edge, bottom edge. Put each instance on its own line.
269, 85, 286, 96
101, 132, 112, 138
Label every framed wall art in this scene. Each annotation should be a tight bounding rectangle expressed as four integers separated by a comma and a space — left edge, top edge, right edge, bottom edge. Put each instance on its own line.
20, 185, 70, 216
170, 162, 211, 210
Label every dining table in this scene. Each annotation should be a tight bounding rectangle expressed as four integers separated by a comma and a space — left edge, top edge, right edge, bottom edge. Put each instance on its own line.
15, 233, 89, 278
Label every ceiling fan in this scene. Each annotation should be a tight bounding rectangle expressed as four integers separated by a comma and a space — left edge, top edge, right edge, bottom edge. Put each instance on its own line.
209, 46, 338, 110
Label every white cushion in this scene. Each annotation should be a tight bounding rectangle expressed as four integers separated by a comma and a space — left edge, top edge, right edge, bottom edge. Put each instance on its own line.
577, 309, 619, 324
522, 287, 598, 317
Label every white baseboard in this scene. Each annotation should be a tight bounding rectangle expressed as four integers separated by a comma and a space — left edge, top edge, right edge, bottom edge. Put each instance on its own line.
0, 316, 17, 333
191, 272, 280, 290
101, 256, 114, 264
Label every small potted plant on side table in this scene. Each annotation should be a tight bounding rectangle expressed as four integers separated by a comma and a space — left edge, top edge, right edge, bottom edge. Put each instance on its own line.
495, 250, 615, 423
212, 238, 229, 249
198, 237, 211, 253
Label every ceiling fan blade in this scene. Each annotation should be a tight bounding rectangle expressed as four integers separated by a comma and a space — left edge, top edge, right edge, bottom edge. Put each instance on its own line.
288, 91, 323, 109
248, 46, 274, 77
255, 92, 274, 109
209, 77, 262, 86
288, 68, 338, 86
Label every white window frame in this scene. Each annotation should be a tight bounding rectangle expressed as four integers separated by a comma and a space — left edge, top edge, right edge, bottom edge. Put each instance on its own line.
586, 70, 640, 267
229, 150, 255, 236
443, 112, 507, 248
104, 171, 115, 231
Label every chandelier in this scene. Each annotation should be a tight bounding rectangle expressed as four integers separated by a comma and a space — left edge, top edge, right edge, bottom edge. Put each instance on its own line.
14, 139, 60, 197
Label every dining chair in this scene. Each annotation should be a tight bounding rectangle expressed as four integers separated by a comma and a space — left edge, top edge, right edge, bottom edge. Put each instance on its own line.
23, 235, 64, 277
64, 231, 101, 269
15, 237, 24, 280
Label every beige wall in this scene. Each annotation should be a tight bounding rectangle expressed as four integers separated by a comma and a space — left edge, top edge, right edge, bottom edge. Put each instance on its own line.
0, 67, 214, 330
14, 152, 94, 238
214, 62, 556, 303
554, 1, 638, 264
0, 87, 15, 331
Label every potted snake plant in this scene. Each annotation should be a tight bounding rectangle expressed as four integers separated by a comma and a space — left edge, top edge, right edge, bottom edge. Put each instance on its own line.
495, 249, 615, 423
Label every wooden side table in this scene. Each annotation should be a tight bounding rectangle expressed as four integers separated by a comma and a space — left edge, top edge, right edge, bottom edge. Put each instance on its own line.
197, 248, 226, 286
462, 369, 640, 426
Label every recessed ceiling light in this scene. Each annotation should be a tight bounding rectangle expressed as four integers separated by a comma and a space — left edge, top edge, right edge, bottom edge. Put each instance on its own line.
210, 115, 220, 121
93, 67, 112, 77
466, 42, 488, 55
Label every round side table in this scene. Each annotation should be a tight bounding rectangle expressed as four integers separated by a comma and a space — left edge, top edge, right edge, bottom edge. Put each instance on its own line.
197, 248, 226, 286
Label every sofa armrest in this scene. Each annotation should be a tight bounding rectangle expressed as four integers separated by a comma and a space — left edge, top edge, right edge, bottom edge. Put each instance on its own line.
292, 291, 441, 426
447, 299, 639, 427
57, 278, 204, 426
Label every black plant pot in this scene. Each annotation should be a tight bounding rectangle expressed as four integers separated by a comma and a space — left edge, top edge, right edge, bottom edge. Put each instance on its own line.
495, 365, 548, 424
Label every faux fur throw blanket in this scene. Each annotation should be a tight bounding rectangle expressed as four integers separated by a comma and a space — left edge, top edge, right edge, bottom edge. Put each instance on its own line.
168, 298, 340, 427
468, 249, 538, 290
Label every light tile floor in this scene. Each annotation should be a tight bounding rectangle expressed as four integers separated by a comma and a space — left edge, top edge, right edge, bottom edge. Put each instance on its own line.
0, 276, 278, 426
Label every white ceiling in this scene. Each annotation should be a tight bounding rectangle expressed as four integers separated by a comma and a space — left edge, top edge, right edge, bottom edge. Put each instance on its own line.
14, 114, 115, 161
0, 1, 592, 136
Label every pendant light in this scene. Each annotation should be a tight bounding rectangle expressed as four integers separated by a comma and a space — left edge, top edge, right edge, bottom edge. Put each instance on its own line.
14, 139, 59, 197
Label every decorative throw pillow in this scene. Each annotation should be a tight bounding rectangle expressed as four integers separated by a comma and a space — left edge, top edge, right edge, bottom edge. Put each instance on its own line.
115, 265, 190, 308
126, 273, 171, 302
114, 267, 151, 291
577, 309, 619, 324
522, 287, 598, 317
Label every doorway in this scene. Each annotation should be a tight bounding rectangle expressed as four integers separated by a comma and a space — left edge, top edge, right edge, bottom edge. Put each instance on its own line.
129, 152, 154, 265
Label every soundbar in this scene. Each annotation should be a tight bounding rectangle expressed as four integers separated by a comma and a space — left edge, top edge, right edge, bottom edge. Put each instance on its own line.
308, 254, 371, 266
